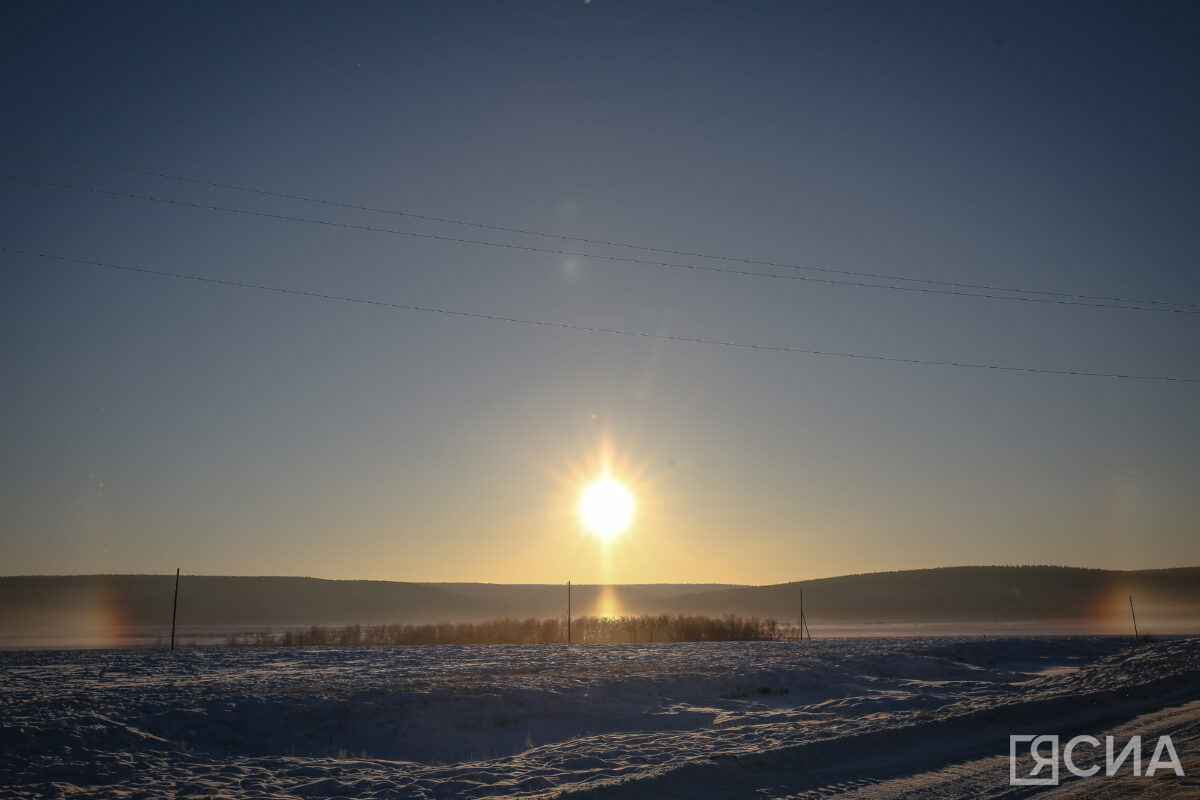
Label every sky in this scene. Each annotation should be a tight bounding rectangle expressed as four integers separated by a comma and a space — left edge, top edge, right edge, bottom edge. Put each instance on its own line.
1, 1, 1198, 585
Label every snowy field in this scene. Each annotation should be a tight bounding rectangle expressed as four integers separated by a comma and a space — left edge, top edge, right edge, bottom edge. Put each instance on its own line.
2, 637, 1198, 799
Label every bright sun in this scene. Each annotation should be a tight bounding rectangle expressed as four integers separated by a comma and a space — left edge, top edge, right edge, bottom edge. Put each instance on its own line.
578, 476, 635, 541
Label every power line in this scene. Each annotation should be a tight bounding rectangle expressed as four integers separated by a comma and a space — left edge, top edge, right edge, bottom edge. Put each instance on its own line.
3, 173, 1198, 317
4, 142, 1196, 311
4, 246, 1196, 384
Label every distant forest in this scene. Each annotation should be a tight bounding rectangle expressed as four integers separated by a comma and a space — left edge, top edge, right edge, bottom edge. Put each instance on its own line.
224, 614, 782, 646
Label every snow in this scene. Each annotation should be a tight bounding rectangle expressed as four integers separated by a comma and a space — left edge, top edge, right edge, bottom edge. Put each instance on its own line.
1, 637, 1197, 798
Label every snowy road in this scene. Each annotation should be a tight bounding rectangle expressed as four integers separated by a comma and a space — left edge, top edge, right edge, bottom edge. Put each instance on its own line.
766, 698, 1200, 800
2, 637, 1197, 798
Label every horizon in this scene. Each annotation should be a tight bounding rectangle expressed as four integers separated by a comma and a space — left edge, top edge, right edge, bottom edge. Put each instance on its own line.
6, 566, 1198, 646
4, 561, 1199, 586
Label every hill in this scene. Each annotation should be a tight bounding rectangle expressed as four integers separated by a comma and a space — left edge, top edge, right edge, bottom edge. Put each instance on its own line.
657, 566, 1200, 626
0, 567, 1196, 638
0, 575, 742, 630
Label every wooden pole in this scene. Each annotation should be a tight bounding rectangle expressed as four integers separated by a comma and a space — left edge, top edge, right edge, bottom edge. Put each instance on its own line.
567, 580, 571, 645
800, 586, 812, 641
170, 568, 180, 650
1129, 595, 1140, 641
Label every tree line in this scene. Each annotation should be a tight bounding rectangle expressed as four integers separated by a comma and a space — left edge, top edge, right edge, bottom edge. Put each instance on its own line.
224, 613, 780, 646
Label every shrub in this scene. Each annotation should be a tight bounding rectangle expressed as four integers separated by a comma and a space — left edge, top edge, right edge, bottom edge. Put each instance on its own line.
223, 613, 783, 647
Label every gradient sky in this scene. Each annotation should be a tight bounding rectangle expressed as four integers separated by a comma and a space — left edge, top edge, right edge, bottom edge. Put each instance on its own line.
2, 1, 1198, 584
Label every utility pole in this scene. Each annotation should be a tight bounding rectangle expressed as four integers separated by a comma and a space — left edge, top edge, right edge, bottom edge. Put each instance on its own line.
170, 568, 180, 650
1129, 595, 1140, 641
799, 587, 812, 641
567, 580, 572, 645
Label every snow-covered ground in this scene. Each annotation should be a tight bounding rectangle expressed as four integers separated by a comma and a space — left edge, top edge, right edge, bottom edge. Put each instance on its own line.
2, 637, 1197, 798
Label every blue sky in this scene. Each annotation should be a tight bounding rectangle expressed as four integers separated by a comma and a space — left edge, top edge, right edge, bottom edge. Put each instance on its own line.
2, 1, 1198, 583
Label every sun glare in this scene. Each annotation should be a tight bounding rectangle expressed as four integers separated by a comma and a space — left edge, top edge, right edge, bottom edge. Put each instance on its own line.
579, 476, 635, 541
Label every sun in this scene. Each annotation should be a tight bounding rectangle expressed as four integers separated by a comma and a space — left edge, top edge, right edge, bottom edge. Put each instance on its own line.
578, 476, 635, 541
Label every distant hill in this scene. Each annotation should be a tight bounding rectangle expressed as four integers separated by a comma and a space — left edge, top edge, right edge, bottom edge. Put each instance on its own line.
0, 575, 486, 629
656, 566, 1200, 625
0, 567, 1197, 634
